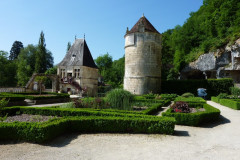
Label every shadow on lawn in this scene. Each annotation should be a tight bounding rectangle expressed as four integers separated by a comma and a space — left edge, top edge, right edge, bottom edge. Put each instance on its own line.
198, 115, 231, 128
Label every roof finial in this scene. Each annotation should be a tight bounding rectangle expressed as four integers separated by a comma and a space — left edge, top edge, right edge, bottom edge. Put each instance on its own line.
142, 13, 144, 17
75, 35, 77, 40
84, 33, 85, 39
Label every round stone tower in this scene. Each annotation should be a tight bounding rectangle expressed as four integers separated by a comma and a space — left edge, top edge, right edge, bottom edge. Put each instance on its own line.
124, 15, 162, 95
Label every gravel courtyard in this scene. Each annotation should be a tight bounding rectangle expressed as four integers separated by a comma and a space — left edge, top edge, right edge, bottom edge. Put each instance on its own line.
0, 101, 240, 160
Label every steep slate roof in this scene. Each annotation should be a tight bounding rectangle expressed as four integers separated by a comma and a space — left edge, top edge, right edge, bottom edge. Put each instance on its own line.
58, 39, 98, 68
127, 16, 160, 34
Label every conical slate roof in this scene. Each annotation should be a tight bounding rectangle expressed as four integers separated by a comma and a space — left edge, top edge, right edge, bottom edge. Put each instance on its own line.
127, 16, 160, 34
58, 39, 98, 68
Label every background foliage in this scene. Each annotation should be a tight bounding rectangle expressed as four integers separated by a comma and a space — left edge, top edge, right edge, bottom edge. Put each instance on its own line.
161, 0, 240, 79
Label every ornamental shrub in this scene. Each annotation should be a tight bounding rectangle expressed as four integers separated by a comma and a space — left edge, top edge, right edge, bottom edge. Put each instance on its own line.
106, 89, 134, 110
230, 87, 240, 97
217, 93, 229, 99
181, 92, 194, 98
0, 98, 8, 108
155, 94, 178, 101
59, 102, 75, 108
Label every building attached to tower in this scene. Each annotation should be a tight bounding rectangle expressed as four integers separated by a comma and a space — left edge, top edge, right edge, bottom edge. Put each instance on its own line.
124, 15, 162, 95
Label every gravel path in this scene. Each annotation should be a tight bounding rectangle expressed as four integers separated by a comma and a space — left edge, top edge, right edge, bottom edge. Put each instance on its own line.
1, 101, 240, 160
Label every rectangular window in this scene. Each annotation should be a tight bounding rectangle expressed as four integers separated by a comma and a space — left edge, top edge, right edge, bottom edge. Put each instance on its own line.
74, 69, 80, 78
77, 69, 80, 78
61, 69, 65, 78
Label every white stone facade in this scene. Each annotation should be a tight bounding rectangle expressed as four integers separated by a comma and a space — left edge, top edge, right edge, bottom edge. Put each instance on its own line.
124, 20, 162, 95
57, 66, 98, 96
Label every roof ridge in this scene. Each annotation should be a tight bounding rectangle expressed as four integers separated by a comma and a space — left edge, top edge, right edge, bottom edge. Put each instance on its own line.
58, 38, 97, 68
126, 16, 160, 35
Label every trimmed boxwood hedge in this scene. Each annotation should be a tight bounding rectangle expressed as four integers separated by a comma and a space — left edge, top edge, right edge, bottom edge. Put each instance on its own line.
1, 100, 169, 118
211, 96, 220, 103
73, 100, 170, 115
162, 104, 220, 126
0, 93, 25, 102
142, 100, 170, 115
70, 99, 170, 115
219, 99, 240, 110
0, 92, 70, 101
174, 97, 206, 104
162, 78, 233, 98
25, 93, 69, 100
211, 97, 240, 110
0, 108, 176, 143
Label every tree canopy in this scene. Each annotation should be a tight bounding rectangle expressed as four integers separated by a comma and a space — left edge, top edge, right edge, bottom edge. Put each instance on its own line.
0, 51, 17, 86
35, 31, 53, 73
17, 45, 37, 86
9, 41, 23, 60
95, 53, 124, 88
161, 0, 240, 79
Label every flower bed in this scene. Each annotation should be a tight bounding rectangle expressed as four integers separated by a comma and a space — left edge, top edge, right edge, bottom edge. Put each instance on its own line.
162, 104, 220, 126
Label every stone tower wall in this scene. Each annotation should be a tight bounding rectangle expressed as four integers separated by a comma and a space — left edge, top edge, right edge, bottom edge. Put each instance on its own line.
124, 32, 162, 95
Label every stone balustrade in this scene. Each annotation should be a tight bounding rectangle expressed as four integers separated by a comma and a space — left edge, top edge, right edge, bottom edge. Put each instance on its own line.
0, 87, 26, 93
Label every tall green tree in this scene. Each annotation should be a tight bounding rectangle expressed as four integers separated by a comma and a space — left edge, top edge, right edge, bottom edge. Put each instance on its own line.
95, 53, 113, 75
112, 56, 125, 85
17, 45, 37, 86
35, 31, 53, 73
0, 51, 9, 86
0, 51, 17, 86
95, 53, 125, 87
9, 41, 23, 60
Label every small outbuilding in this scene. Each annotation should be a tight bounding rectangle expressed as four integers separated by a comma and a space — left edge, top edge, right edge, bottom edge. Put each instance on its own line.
57, 38, 98, 96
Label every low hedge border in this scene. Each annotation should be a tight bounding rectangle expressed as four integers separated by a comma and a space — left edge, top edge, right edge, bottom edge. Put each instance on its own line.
211, 96, 220, 103
174, 97, 206, 104
1, 106, 167, 118
0, 93, 25, 102
162, 104, 220, 126
56, 99, 170, 115
103, 99, 170, 115
25, 93, 69, 100
0, 112, 175, 143
142, 100, 171, 115
219, 99, 240, 110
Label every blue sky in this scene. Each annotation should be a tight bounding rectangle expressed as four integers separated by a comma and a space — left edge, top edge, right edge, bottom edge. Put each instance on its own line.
0, 0, 203, 64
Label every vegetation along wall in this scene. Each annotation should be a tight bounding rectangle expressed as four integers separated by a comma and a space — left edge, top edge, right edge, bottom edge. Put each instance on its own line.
161, 78, 233, 97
